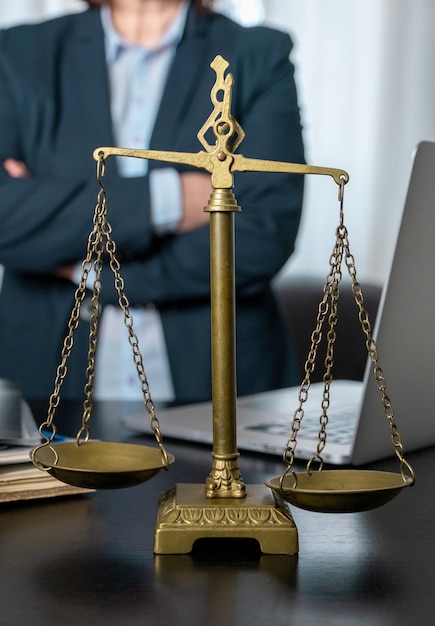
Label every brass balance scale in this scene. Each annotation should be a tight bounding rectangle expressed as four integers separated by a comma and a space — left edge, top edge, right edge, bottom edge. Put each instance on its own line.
31, 55, 414, 555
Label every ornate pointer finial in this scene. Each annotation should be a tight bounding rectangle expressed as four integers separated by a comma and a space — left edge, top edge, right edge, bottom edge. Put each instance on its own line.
93, 54, 348, 189
197, 55, 245, 157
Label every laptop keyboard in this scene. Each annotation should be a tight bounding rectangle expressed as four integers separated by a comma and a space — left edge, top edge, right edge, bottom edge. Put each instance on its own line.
246, 405, 358, 445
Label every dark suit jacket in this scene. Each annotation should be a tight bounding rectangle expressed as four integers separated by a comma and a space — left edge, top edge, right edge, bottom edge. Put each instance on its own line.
0, 4, 305, 402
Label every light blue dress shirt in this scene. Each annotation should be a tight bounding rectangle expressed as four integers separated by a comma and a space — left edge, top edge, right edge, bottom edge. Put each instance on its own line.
92, 3, 189, 400
102, 3, 187, 230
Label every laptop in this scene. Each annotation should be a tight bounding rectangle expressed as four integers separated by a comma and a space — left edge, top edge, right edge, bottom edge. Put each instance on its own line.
124, 141, 435, 465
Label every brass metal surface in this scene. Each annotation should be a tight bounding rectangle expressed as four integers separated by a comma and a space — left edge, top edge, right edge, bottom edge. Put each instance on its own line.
154, 483, 298, 555
266, 470, 413, 513
205, 206, 245, 498
32, 441, 174, 490
37, 50, 415, 552
88, 55, 353, 549
93, 145, 348, 190
33, 49, 413, 554
28, 47, 416, 556
92, 56, 348, 507
94, 56, 348, 190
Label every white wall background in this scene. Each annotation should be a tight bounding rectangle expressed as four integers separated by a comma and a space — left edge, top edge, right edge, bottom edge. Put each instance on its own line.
0, 0, 84, 25
1, 0, 435, 285
265, 0, 435, 284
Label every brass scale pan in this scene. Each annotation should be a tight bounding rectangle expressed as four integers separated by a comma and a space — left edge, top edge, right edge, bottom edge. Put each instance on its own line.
33, 441, 174, 491
266, 471, 413, 514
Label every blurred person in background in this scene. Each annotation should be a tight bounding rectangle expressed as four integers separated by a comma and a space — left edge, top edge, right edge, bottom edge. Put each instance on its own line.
0, 0, 304, 404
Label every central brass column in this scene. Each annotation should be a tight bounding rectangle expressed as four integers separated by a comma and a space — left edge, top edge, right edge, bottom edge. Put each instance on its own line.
205, 190, 245, 498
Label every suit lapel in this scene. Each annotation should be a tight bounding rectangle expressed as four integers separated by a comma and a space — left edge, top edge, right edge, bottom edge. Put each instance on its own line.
65, 8, 215, 162
66, 10, 114, 150
150, 6, 211, 151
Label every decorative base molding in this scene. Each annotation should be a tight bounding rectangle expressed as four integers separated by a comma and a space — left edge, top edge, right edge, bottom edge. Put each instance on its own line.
154, 483, 298, 555
205, 454, 246, 498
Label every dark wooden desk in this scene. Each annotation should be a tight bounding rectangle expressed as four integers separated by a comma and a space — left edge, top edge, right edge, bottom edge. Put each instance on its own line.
1, 400, 433, 626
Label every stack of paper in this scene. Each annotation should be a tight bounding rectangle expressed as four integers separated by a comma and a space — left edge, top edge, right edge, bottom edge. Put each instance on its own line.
0, 399, 92, 502
0, 449, 92, 502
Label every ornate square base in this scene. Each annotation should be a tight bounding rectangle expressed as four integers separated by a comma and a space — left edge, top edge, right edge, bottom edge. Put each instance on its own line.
154, 483, 298, 555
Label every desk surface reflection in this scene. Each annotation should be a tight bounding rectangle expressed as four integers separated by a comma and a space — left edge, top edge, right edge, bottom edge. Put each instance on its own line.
1, 400, 433, 626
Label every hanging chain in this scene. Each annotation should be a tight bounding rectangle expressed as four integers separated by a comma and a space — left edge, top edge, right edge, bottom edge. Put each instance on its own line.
32, 155, 169, 470
31, 163, 109, 469
280, 189, 345, 489
341, 219, 415, 484
280, 180, 415, 490
93, 156, 169, 467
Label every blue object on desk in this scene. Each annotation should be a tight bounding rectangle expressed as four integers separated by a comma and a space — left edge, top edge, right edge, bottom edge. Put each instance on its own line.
40, 430, 68, 443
